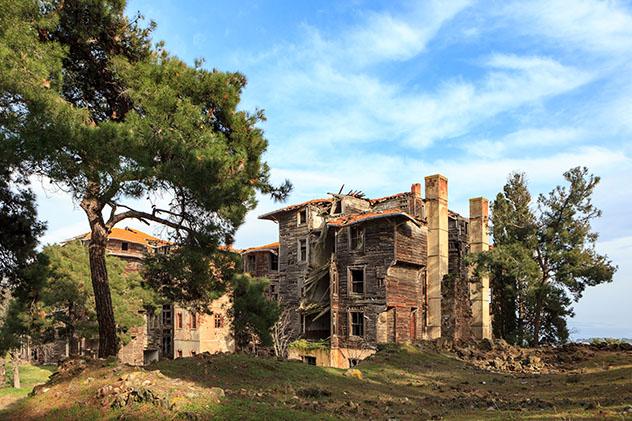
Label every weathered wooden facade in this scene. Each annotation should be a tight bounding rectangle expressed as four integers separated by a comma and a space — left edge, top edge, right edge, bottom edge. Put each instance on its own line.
247, 174, 491, 368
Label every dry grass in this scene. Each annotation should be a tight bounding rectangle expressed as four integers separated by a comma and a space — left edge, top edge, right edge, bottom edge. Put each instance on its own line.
1, 344, 631, 420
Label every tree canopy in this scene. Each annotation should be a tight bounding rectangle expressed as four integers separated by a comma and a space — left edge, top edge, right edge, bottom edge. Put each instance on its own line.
473, 167, 616, 345
1, 0, 289, 356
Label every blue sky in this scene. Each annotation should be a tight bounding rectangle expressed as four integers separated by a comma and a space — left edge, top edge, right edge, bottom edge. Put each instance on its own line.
35, 0, 631, 338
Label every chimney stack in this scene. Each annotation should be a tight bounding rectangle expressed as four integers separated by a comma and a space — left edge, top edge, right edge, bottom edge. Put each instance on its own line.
424, 174, 448, 340
469, 197, 491, 339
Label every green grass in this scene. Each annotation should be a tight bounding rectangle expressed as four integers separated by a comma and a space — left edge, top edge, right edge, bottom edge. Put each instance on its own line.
0, 363, 55, 403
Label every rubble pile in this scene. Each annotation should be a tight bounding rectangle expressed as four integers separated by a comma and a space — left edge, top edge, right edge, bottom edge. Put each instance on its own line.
451, 340, 552, 374
96, 372, 174, 409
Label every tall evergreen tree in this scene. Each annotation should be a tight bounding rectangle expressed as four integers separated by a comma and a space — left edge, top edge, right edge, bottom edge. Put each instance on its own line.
0, 0, 289, 356
473, 168, 616, 345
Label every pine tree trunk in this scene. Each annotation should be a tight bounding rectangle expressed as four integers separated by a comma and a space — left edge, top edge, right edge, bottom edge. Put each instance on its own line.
0, 358, 5, 386
68, 302, 78, 356
10, 353, 20, 389
532, 287, 545, 347
89, 227, 118, 358
81, 189, 118, 358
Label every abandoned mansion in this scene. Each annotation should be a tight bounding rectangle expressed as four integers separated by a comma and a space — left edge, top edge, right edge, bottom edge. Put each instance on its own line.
23, 174, 490, 369
242, 174, 491, 368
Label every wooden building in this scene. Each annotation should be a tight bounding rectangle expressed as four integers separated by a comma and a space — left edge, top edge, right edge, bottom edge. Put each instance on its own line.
244, 174, 491, 368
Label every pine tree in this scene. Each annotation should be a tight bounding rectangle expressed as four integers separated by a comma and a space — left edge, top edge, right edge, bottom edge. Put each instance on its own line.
474, 168, 616, 345
1, 0, 289, 357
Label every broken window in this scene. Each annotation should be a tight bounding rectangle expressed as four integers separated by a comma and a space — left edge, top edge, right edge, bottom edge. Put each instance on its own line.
350, 267, 365, 294
350, 226, 364, 251
348, 358, 360, 367
298, 208, 307, 225
270, 253, 279, 271
351, 312, 364, 337
298, 239, 308, 262
214, 314, 224, 329
176, 312, 183, 329
334, 200, 342, 214
121, 242, 129, 251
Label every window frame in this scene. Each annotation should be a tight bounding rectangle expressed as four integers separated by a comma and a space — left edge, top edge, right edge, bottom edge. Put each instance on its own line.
191, 312, 198, 330
298, 238, 308, 263
348, 266, 366, 295
350, 311, 365, 338
214, 313, 224, 329
269, 253, 279, 271
297, 208, 308, 226
349, 225, 365, 252
176, 312, 183, 329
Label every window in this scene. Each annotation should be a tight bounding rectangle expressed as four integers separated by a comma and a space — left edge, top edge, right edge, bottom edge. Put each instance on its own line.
350, 267, 365, 294
334, 200, 342, 214
298, 208, 307, 225
191, 351, 196, 356
377, 277, 385, 288
121, 242, 129, 251
270, 253, 279, 271
298, 239, 308, 262
191, 312, 198, 329
176, 312, 183, 329
349, 358, 360, 367
177, 350, 183, 358
214, 314, 224, 329
303, 356, 317, 365
162, 333, 172, 357
351, 312, 364, 337
162, 305, 172, 325
350, 226, 364, 251
247, 254, 256, 272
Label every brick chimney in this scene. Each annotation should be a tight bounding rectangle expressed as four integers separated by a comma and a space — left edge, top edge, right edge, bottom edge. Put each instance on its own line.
424, 174, 448, 340
469, 197, 491, 339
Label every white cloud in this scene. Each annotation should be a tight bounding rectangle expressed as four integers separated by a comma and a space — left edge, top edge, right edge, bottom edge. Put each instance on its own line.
503, 0, 632, 55
464, 127, 586, 159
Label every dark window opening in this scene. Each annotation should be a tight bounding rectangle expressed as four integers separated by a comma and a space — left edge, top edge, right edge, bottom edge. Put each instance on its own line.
299, 239, 307, 262
270, 253, 279, 271
298, 208, 307, 225
121, 242, 129, 251
334, 201, 342, 214
214, 314, 224, 329
177, 350, 183, 358
350, 226, 364, 251
191, 313, 198, 329
176, 313, 183, 329
162, 334, 172, 357
162, 305, 172, 325
191, 351, 196, 356
350, 268, 365, 294
349, 358, 360, 367
351, 312, 364, 337
303, 356, 317, 365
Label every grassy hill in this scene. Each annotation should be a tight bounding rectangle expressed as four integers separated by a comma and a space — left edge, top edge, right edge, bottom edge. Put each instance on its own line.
1, 344, 631, 420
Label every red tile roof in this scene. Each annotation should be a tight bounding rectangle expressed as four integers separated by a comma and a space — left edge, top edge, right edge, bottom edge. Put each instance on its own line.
241, 242, 280, 254
327, 208, 418, 227
80, 227, 170, 248
259, 198, 333, 220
